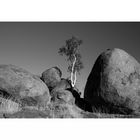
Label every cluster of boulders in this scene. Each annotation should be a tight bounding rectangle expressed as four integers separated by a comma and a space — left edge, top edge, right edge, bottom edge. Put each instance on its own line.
0, 64, 87, 118
41, 67, 74, 104
1, 48, 140, 118
40, 67, 86, 118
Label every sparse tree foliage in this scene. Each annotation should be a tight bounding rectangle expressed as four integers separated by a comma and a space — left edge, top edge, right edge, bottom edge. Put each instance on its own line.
58, 36, 84, 87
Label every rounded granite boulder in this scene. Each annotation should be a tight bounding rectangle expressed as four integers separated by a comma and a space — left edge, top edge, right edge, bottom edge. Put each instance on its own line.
84, 48, 140, 114
41, 67, 62, 91
0, 64, 50, 106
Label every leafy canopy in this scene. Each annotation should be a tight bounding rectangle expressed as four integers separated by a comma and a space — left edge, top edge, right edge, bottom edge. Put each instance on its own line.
58, 36, 84, 74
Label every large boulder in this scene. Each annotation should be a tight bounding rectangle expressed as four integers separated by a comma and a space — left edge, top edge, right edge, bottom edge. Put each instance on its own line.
84, 48, 140, 114
0, 64, 50, 106
41, 67, 62, 90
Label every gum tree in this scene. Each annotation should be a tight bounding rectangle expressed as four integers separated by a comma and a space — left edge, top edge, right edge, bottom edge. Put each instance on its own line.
58, 36, 84, 88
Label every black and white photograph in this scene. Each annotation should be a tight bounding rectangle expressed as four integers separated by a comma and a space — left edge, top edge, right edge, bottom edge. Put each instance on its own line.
0, 22, 140, 118
0, 1, 140, 140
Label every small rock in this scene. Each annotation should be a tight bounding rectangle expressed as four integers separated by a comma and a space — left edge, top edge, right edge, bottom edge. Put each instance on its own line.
41, 67, 62, 91
51, 89, 75, 105
51, 78, 71, 93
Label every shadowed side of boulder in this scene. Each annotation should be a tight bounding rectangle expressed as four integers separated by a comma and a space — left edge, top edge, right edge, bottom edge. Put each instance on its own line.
66, 88, 92, 112
84, 48, 140, 114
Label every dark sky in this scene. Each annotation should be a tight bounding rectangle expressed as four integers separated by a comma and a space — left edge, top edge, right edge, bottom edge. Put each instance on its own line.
0, 22, 140, 93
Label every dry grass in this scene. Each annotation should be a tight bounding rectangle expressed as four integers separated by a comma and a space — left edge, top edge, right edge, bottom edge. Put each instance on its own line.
0, 96, 22, 114
0, 94, 139, 118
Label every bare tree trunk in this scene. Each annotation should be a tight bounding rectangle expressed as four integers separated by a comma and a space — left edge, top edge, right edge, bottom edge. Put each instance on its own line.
73, 71, 77, 87
70, 63, 73, 87
71, 55, 76, 87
